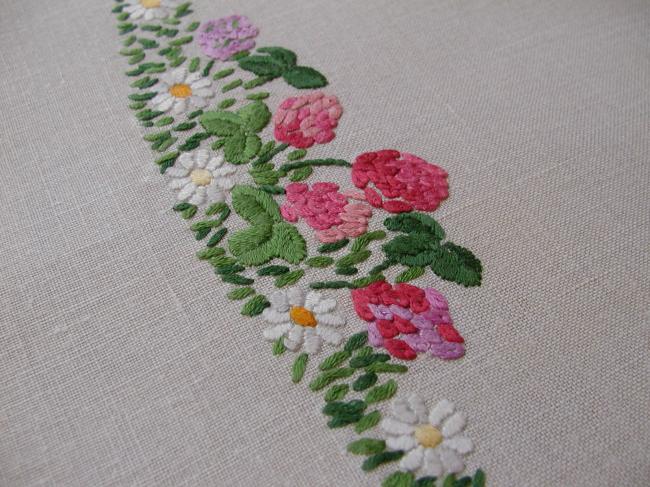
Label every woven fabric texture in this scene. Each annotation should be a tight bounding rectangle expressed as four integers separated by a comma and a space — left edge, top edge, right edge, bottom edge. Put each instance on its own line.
0, 0, 648, 486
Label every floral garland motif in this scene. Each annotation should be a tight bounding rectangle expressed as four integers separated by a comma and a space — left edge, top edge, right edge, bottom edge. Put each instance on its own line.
112, 2, 485, 485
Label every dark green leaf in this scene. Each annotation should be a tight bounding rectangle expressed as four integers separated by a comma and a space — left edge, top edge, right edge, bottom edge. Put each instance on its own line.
256, 46, 297, 67
238, 55, 285, 77
282, 66, 328, 88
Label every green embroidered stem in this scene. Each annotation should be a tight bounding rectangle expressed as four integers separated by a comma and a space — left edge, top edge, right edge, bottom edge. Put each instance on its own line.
251, 143, 289, 167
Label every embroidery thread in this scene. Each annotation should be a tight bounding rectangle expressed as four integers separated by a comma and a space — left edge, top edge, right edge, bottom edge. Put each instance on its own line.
111, 1, 486, 484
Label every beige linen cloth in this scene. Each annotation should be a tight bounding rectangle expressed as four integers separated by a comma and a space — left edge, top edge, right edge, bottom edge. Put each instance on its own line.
1, 0, 649, 485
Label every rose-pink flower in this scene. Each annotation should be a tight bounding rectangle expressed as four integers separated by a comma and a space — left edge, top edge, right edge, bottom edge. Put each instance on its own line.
351, 149, 449, 213
281, 182, 371, 242
273, 92, 343, 149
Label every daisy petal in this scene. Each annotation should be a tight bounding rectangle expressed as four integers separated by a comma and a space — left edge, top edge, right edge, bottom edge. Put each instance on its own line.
386, 434, 417, 451
261, 308, 290, 324
315, 325, 341, 346
399, 445, 424, 471
263, 323, 291, 340
429, 399, 454, 427
287, 287, 305, 307
422, 449, 443, 477
269, 291, 289, 311
439, 447, 464, 474
177, 182, 196, 201
313, 298, 337, 313
444, 436, 473, 454
188, 186, 206, 205
380, 417, 415, 436
391, 398, 418, 424
442, 412, 466, 437
315, 312, 345, 327
303, 291, 321, 310
408, 394, 429, 423
169, 176, 190, 189
303, 334, 323, 354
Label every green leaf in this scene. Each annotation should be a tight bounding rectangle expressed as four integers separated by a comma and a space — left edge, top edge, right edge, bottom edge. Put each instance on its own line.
256, 46, 297, 67
382, 234, 440, 267
430, 242, 482, 287
384, 213, 445, 240
291, 353, 308, 383
199, 110, 244, 136
237, 101, 271, 133
382, 472, 416, 487
244, 134, 262, 160
472, 469, 486, 487
228, 222, 275, 264
413, 477, 437, 487
238, 55, 285, 77
270, 223, 307, 264
224, 132, 248, 165
231, 185, 282, 225
346, 438, 385, 455
282, 66, 328, 88
442, 474, 457, 487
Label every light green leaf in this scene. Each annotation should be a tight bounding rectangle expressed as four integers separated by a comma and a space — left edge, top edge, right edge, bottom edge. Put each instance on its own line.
199, 110, 244, 136
237, 101, 271, 133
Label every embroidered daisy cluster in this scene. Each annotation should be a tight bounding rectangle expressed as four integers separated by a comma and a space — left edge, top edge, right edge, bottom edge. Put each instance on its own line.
112, 2, 486, 485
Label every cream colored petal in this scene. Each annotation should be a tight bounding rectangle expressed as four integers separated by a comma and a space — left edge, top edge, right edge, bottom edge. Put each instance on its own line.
268, 290, 289, 312
287, 287, 305, 307
165, 167, 189, 178
429, 399, 454, 427
386, 434, 417, 451
261, 307, 290, 324
315, 325, 341, 346
422, 449, 443, 477
303, 291, 321, 311
439, 447, 464, 474
190, 79, 212, 90
315, 312, 345, 327
168, 176, 190, 189
172, 98, 187, 114
391, 398, 418, 424
155, 95, 174, 112
312, 297, 337, 314
408, 394, 429, 424
399, 445, 424, 472
442, 412, 466, 437
178, 152, 195, 170
177, 182, 196, 200
443, 436, 473, 455
380, 417, 416, 436
262, 323, 291, 340
216, 177, 235, 192
188, 186, 206, 206
303, 334, 323, 354
206, 184, 226, 203
171, 67, 187, 84
206, 155, 225, 171
287, 325, 304, 344
190, 96, 208, 108
194, 149, 209, 168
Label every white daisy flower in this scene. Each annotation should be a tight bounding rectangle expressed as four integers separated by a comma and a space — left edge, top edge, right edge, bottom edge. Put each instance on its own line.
124, 0, 179, 20
380, 395, 473, 477
166, 150, 236, 205
262, 288, 346, 354
151, 68, 215, 115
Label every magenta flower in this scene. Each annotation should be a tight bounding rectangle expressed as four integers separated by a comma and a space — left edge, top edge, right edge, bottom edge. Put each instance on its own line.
197, 15, 259, 61
351, 281, 465, 361
280, 182, 372, 242
351, 150, 449, 213
273, 92, 343, 149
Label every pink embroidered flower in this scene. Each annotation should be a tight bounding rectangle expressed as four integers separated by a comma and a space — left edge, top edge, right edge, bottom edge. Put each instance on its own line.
351, 150, 449, 213
273, 92, 343, 149
197, 15, 259, 61
351, 281, 464, 361
281, 183, 372, 242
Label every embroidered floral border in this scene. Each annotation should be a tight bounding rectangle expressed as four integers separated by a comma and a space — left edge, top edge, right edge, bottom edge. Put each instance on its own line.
112, 2, 486, 485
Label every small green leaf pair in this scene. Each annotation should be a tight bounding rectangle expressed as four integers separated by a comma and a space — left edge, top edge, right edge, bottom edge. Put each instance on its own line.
238, 46, 328, 89
228, 186, 307, 265
199, 101, 272, 164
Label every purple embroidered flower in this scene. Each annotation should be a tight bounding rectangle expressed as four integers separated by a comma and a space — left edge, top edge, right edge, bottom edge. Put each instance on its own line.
197, 15, 259, 61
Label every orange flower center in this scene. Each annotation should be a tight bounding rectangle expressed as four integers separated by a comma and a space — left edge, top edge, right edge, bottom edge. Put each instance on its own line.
169, 83, 192, 99
414, 424, 443, 449
190, 169, 212, 186
289, 306, 317, 327
140, 0, 161, 8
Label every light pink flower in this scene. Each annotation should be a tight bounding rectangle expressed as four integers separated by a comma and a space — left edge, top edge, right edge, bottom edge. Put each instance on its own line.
281, 182, 372, 242
273, 92, 343, 149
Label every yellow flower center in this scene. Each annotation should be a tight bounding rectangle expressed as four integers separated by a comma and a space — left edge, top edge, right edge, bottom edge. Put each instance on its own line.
140, 0, 161, 8
414, 424, 443, 449
190, 169, 212, 186
289, 306, 317, 327
169, 83, 192, 98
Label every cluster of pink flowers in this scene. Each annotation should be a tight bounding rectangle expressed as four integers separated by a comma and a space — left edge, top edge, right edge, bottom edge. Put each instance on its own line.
351, 281, 464, 361
280, 183, 372, 242
273, 92, 343, 149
